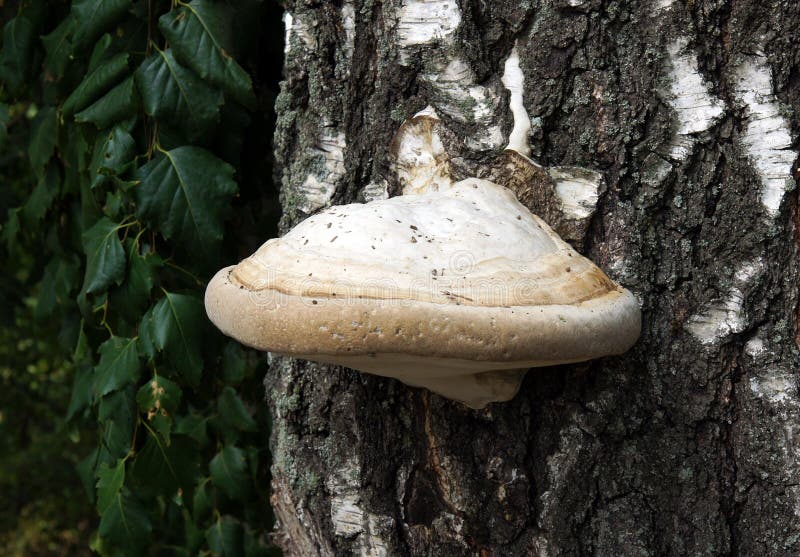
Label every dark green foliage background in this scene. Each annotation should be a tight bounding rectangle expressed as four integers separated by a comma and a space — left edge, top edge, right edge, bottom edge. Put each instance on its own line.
0, 0, 283, 554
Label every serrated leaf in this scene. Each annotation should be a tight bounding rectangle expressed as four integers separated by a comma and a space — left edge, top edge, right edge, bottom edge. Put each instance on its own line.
88, 33, 113, 72
42, 17, 75, 78
136, 147, 237, 255
62, 53, 129, 116
159, 1, 255, 107
222, 342, 248, 385
135, 48, 223, 140
110, 244, 161, 319
209, 446, 248, 500
2, 208, 20, 251
0, 16, 35, 93
0, 103, 9, 148
218, 387, 257, 432
75, 75, 138, 129
22, 164, 60, 227
81, 217, 126, 295
90, 126, 136, 188
76, 448, 99, 503
66, 365, 94, 421
137, 375, 181, 439
28, 106, 58, 177
175, 412, 209, 447
98, 387, 137, 460
97, 490, 152, 551
93, 336, 141, 398
192, 480, 212, 521
132, 432, 198, 496
144, 292, 204, 385
96, 459, 125, 513
36, 253, 80, 320
206, 515, 244, 557
72, 0, 133, 51
135, 146, 237, 254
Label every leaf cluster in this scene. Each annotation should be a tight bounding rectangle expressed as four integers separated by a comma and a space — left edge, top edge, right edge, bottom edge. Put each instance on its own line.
0, 1, 282, 555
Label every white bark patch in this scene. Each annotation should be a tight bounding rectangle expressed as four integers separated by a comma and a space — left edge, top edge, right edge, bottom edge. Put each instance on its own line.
661, 40, 724, 161
750, 372, 798, 406
342, 3, 356, 60
734, 55, 797, 218
298, 131, 346, 213
654, 0, 675, 9
421, 59, 504, 151
283, 11, 316, 54
283, 12, 293, 54
548, 166, 602, 220
326, 458, 391, 555
362, 180, 389, 202
686, 260, 763, 345
397, 0, 460, 49
501, 46, 532, 157
327, 457, 363, 537
361, 514, 390, 557
745, 336, 766, 358
331, 492, 364, 537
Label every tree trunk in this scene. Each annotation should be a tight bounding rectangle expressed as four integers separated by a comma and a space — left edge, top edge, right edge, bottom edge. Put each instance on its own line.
265, 0, 800, 555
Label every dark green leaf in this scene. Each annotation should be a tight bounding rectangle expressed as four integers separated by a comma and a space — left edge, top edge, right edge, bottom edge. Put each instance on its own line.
0, 16, 35, 92
96, 459, 126, 513
22, 164, 60, 227
42, 17, 75, 78
75, 75, 138, 129
218, 386, 257, 432
87, 33, 113, 72
81, 217, 126, 295
62, 53, 129, 116
28, 107, 58, 177
175, 412, 208, 447
144, 292, 204, 385
192, 480, 212, 521
97, 490, 152, 551
0, 103, 8, 148
135, 146, 237, 254
136, 375, 181, 439
73, 320, 93, 364
222, 342, 248, 385
98, 387, 137, 460
184, 510, 204, 554
36, 253, 80, 320
206, 515, 244, 557
209, 446, 248, 500
159, 1, 255, 107
76, 448, 99, 503
72, 0, 133, 51
135, 48, 223, 140
90, 126, 136, 188
110, 244, 161, 319
2, 208, 20, 251
66, 365, 94, 421
131, 432, 199, 495
93, 336, 141, 397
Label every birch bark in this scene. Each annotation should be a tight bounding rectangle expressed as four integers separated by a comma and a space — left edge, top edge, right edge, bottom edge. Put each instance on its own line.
267, 1, 800, 554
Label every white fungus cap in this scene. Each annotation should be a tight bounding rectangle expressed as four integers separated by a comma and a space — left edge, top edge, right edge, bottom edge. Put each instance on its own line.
205, 179, 640, 408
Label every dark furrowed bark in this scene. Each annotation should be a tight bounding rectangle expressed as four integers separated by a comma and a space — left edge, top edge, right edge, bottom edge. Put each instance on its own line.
267, 1, 800, 555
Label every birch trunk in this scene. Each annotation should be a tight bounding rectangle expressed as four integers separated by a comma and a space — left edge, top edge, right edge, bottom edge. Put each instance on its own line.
265, 0, 800, 554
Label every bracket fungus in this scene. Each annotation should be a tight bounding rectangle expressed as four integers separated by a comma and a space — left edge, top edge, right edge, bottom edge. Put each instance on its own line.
205, 114, 640, 409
